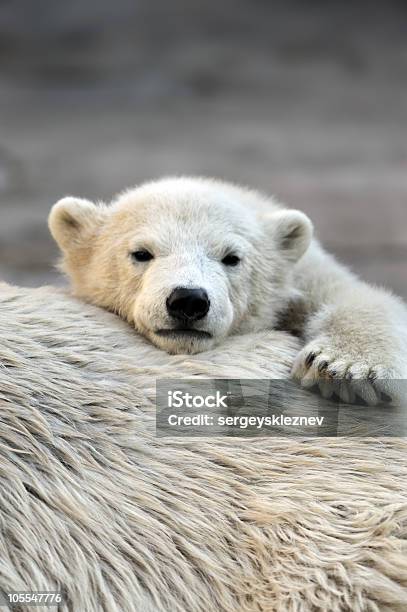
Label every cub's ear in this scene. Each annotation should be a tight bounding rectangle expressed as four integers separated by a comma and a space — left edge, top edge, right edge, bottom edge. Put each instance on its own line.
264, 209, 313, 262
48, 197, 106, 252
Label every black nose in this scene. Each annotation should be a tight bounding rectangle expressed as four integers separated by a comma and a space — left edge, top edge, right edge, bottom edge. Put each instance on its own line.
166, 287, 210, 321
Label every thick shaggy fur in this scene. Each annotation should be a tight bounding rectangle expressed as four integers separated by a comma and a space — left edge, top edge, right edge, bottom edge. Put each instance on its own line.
0, 282, 407, 611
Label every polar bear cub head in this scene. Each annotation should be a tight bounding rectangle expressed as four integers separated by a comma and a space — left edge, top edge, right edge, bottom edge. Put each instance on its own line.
49, 177, 312, 354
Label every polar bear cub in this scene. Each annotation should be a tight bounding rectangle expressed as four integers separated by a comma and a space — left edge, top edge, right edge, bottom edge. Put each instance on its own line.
49, 176, 407, 404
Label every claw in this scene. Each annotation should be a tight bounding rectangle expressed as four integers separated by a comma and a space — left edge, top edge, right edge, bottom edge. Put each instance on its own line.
318, 360, 329, 373
368, 369, 377, 382
305, 352, 316, 368
380, 391, 392, 404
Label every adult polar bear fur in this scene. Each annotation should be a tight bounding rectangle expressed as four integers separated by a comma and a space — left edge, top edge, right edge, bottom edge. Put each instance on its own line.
0, 282, 407, 612
49, 176, 407, 405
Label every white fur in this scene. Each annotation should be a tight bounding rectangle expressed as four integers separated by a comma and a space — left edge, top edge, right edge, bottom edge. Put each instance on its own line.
49, 176, 407, 404
1, 282, 407, 611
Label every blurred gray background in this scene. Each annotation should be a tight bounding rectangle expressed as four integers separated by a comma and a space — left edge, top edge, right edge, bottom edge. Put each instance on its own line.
0, 0, 406, 297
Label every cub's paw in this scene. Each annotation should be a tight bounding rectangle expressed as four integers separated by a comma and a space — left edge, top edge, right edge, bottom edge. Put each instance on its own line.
292, 338, 406, 406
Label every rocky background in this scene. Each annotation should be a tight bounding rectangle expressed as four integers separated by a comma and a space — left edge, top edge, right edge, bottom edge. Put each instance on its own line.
0, 0, 406, 297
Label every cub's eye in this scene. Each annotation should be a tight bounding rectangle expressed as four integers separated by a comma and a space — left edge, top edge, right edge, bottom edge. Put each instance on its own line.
222, 254, 241, 267
131, 250, 154, 262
